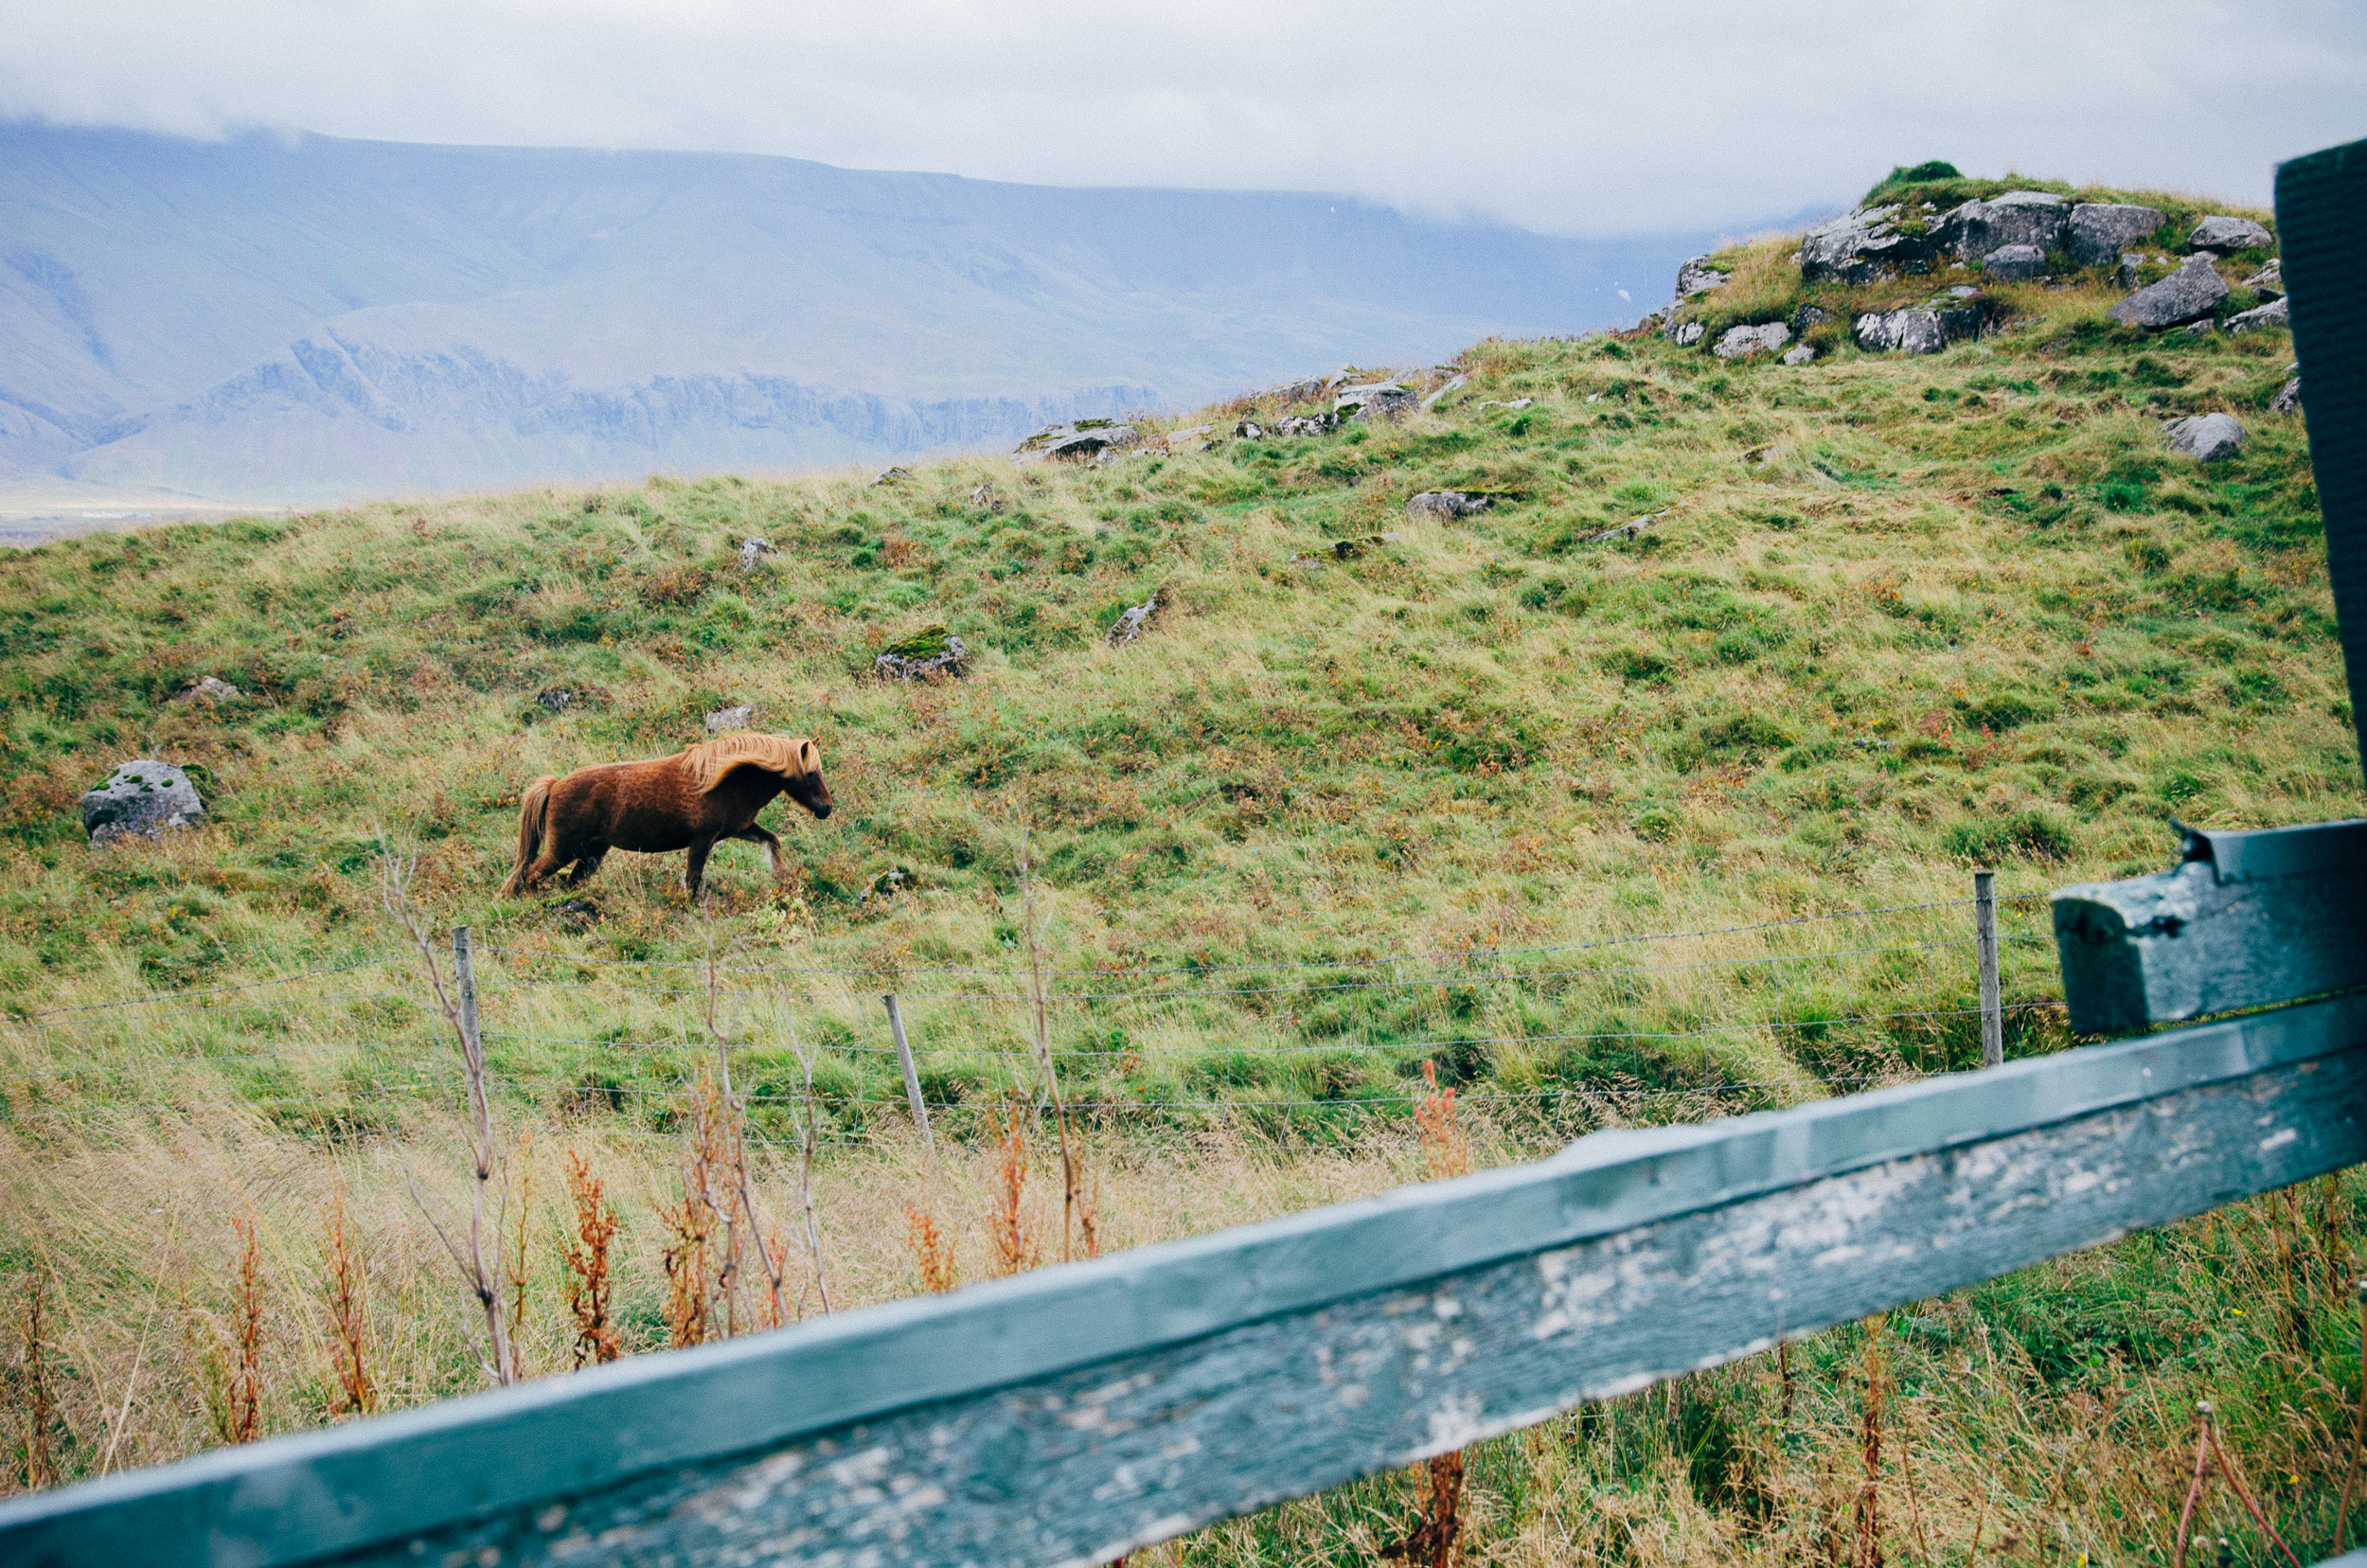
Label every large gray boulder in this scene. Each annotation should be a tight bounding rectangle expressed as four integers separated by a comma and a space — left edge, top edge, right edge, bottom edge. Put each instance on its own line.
1714, 321, 1791, 360
81, 760, 205, 846
2224, 296, 2289, 336
1334, 383, 1416, 421
2188, 215, 2273, 253
1856, 309, 1949, 355
1931, 191, 2066, 264
2163, 413, 2245, 462
2108, 255, 2227, 330
1981, 243, 2049, 281
1799, 206, 1938, 285
2067, 203, 2164, 268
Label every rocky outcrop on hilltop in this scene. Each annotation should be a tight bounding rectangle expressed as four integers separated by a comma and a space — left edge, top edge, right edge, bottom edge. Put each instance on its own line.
1657, 174, 2282, 361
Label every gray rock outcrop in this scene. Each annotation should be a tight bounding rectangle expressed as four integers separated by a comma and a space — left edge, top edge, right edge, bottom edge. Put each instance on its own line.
2188, 216, 2273, 252
1420, 375, 1468, 410
81, 760, 205, 846
536, 688, 575, 712
1789, 304, 1833, 335
1013, 420, 1139, 463
1799, 206, 1937, 285
2223, 296, 2289, 336
1589, 513, 1664, 543
1931, 191, 2066, 264
705, 704, 756, 732
1715, 321, 1791, 360
738, 537, 775, 571
1334, 383, 1415, 420
1406, 491, 1495, 521
1671, 321, 1705, 347
1982, 243, 2049, 281
2273, 375, 2303, 415
2241, 259, 2283, 298
2108, 256, 2228, 330
2067, 203, 2164, 268
1781, 345, 1816, 365
1673, 257, 1729, 302
2162, 413, 2245, 462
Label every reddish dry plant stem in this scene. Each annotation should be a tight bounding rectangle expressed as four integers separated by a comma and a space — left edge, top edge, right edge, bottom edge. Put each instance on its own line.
2206, 1422, 2305, 1568
323, 1193, 377, 1417
2173, 1413, 2211, 1568
17, 1273, 57, 1488
507, 1133, 534, 1377
700, 935, 792, 1331
229, 1217, 264, 1444
988, 1096, 1037, 1277
1381, 1061, 1471, 1567
561, 1151, 622, 1367
905, 1205, 957, 1294
1855, 1320, 1886, 1568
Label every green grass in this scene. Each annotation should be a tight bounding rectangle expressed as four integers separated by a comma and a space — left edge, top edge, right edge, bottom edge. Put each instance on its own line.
0, 174, 2362, 1556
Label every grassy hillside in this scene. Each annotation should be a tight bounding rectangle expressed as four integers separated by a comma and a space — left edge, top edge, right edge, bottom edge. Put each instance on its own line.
2, 170, 2362, 1561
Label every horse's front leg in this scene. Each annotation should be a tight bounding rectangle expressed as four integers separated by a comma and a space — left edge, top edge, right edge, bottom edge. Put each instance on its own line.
682, 833, 719, 897
732, 824, 787, 878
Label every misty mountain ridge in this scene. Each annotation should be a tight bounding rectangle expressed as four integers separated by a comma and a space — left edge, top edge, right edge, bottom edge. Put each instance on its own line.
0, 126, 1717, 506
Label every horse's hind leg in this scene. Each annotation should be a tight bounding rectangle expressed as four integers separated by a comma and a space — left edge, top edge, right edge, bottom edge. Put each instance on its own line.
565, 846, 610, 887
682, 834, 719, 897
518, 846, 571, 893
731, 825, 786, 878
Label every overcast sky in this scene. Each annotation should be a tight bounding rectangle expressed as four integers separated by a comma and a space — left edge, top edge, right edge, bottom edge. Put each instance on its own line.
3, 0, 2360, 237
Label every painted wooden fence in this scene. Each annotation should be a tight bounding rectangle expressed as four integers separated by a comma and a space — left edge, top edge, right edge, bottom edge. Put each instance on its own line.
4, 136, 2366, 1568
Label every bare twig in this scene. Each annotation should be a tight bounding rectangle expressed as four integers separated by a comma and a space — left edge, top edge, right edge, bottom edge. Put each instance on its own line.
1017, 816, 1096, 1262
2342, 1280, 2367, 1551
376, 834, 517, 1384
703, 917, 790, 1330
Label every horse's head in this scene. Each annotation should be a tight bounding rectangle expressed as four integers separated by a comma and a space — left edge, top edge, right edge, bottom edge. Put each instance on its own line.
782, 737, 833, 819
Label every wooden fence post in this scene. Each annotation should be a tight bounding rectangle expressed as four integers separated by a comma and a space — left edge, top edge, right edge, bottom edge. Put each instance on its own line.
1975, 872, 2002, 1068
884, 993, 934, 1159
452, 926, 481, 1055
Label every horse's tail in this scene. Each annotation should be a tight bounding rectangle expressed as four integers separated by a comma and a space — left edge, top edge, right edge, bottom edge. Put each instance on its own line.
500, 776, 557, 897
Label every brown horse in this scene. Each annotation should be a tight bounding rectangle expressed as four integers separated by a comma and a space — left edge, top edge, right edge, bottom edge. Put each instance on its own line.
500, 734, 832, 898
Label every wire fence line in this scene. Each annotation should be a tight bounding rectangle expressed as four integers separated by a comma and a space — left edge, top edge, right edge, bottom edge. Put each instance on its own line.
0, 888, 2068, 1157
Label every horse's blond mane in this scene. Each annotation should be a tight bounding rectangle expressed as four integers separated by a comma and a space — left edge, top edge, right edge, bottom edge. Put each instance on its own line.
678, 733, 812, 793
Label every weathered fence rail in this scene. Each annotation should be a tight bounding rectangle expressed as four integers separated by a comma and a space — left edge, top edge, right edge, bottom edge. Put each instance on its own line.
5, 134, 2367, 1568
3, 989, 2363, 1567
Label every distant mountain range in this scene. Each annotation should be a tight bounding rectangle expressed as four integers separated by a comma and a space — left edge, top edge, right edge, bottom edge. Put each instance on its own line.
1, 125, 1721, 505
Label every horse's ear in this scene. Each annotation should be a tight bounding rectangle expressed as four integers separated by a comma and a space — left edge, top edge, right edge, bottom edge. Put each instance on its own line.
799, 739, 820, 774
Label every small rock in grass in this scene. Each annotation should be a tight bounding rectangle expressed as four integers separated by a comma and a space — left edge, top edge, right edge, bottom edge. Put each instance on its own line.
1672, 321, 1705, 347
1982, 243, 2049, 281
1789, 304, 1833, 335
1107, 595, 1158, 647
705, 704, 756, 733
875, 626, 969, 680
2241, 259, 2283, 299
2162, 412, 2245, 462
737, 537, 776, 571
1714, 321, 1790, 360
1781, 344, 1816, 365
969, 482, 1003, 513
2068, 203, 2165, 268
1406, 491, 1494, 521
2223, 296, 2288, 336
174, 676, 244, 705
1420, 374, 1468, 410
1161, 425, 1215, 453
2188, 215, 2273, 253
1012, 420, 1139, 464
1589, 513, 1664, 544
871, 466, 913, 487
537, 688, 576, 713
2272, 375, 2303, 415
2108, 255, 2227, 330
81, 760, 205, 846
